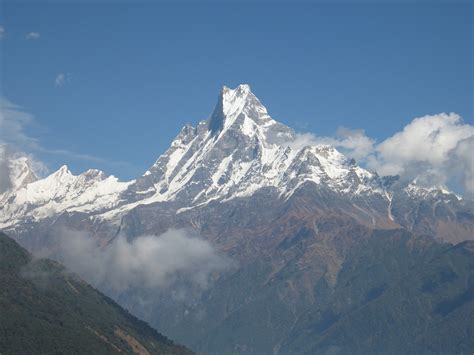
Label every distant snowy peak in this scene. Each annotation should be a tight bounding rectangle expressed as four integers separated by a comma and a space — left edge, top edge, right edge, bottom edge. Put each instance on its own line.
381, 175, 459, 201
404, 180, 460, 201
0, 165, 132, 227
8, 156, 38, 191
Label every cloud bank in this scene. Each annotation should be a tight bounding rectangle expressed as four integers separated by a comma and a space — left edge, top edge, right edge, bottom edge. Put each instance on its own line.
289, 113, 474, 195
46, 228, 231, 292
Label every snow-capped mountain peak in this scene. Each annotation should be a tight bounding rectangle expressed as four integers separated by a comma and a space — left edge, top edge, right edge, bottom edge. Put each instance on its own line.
0, 151, 39, 195
50, 165, 73, 180
8, 156, 39, 191
208, 84, 276, 137
137, 85, 381, 208
0, 84, 461, 230
0, 164, 132, 228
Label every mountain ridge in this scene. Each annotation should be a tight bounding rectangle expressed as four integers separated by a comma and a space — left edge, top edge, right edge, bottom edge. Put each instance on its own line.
1, 85, 468, 242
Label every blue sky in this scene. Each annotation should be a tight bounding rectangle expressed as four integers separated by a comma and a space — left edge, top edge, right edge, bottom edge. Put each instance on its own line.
1, 0, 472, 180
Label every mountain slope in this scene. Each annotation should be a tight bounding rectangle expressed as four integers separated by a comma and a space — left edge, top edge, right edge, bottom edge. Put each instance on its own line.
122, 203, 474, 354
0, 232, 192, 355
281, 230, 474, 354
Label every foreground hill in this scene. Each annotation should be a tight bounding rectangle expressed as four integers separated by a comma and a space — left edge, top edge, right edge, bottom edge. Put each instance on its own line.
0, 232, 192, 355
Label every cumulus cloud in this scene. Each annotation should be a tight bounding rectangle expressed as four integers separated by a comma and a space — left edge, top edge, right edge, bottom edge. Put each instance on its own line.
25, 32, 40, 40
371, 113, 474, 176
368, 113, 474, 193
289, 113, 474, 196
55, 73, 71, 87
45, 228, 231, 291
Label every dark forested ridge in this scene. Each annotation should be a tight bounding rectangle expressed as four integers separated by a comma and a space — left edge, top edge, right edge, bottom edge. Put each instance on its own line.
0, 232, 192, 355
280, 231, 474, 354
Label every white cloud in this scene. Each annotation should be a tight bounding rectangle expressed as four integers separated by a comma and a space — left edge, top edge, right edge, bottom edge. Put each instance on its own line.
333, 127, 376, 161
55, 73, 71, 87
288, 128, 375, 161
371, 113, 473, 175
0, 97, 48, 189
44, 228, 231, 291
0, 26, 5, 39
25, 32, 40, 40
0, 97, 39, 150
287, 132, 321, 151
368, 113, 474, 191
289, 113, 474, 196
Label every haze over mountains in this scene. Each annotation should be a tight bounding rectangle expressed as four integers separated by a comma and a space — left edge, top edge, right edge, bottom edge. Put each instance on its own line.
1, 85, 474, 354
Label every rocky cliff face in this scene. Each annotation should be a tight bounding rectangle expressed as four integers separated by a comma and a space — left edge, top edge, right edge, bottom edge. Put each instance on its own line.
1, 85, 473, 354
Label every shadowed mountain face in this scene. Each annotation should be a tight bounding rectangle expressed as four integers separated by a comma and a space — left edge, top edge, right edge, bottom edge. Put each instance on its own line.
1, 85, 474, 354
0, 232, 192, 355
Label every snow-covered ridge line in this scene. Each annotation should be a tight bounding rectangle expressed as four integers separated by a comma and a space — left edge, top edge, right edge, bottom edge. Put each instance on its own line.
0, 164, 132, 227
140, 84, 384, 204
0, 84, 458, 228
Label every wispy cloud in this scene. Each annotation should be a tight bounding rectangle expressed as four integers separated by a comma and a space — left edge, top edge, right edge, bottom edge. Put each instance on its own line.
25, 32, 41, 40
35, 145, 132, 168
0, 99, 47, 187
0, 26, 5, 39
0, 97, 132, 172
0, 98, 39, 150
55, 73, 71, 87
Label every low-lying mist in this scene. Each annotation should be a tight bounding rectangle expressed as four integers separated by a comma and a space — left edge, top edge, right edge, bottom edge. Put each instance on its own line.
38, 228, 231, 292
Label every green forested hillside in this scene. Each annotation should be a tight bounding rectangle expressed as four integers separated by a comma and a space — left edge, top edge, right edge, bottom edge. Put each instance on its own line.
0, 232, 192, 355
281, 230, 474, 354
